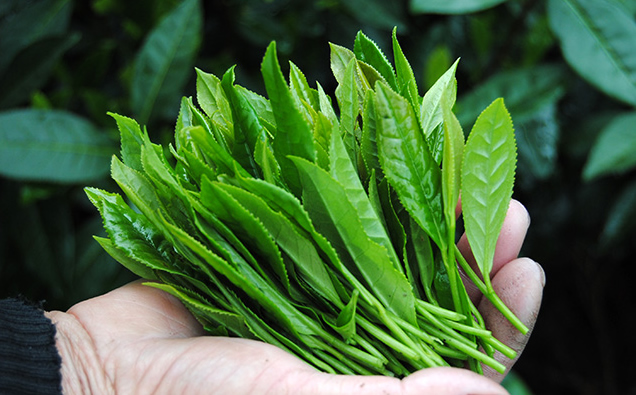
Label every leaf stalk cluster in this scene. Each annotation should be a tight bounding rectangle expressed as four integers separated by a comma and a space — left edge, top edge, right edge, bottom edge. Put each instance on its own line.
87, 28, 525, 377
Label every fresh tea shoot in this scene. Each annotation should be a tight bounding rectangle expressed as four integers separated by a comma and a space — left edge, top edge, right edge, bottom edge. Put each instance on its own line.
87, 28, 527, 377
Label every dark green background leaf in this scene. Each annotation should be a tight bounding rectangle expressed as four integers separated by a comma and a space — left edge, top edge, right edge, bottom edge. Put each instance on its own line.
549, 0, 636, 106
410, 0, 507, 15
0, 0, 72, 74
0, 34, 79, 109
458, 65, 566, 183
0, 109, 114, 182
131, 0, 202, 123
583, 112, 636, 180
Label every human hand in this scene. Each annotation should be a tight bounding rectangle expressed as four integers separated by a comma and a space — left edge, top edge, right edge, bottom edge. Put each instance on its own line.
46, 199, 544, 395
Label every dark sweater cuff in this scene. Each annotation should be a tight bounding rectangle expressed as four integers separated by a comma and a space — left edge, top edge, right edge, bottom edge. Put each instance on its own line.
0, 298, 62, 395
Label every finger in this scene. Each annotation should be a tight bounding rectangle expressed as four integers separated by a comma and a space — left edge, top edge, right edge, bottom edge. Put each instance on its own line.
478, 258, 545, 383
458, 199, 530, 302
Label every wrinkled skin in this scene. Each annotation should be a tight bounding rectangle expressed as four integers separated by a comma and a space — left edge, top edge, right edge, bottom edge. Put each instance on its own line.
47, 199, 544, 395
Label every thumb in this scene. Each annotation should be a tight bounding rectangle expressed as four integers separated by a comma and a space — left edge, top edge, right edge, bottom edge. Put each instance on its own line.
479, 257, 545, 382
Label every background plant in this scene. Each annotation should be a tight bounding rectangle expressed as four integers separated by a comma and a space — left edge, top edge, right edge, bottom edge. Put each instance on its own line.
1, 0, 635, 393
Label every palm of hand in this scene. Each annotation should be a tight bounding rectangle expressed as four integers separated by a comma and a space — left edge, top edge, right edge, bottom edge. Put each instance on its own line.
49, 200, 543, 395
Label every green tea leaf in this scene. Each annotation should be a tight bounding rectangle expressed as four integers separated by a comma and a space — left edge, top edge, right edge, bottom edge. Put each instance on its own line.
310, 113, 332, 171
548, 0, 636, 106
131, 0, 202, 123
329, 129, 400, 271
392, 28, 419, 108
409, 217, 436, 304
195, 68, 234, 145
330, 289, 359, 341
461, 98, 516, 278
87, 187, 180, 276
177, 146, 217, 186
330, 43, 373, 104
200, 177, 290, 292
110, 156, 163, 227
177, 125, 250, 179
261, 41, 316, 196
374, 82, 446, 249
360, 90, 381, 177
217, 183, 342, 306
254, 138, 282, 185
221, 66, 267, 177
330, 43, 357, 88
0, 109, 113, 183
291, 156, 417, 325
432, 254, 454, 310
140, 142, 195, 229
441, 84, 464, 233
289, 61, 319, 111
94, 236, 157, 280
376, 178, 407, 271
317, 82, 340, 128
354, 31, 398, 91
109, 112, 145, 172
420, 59, 459, 138
235, 85, 276, 133
336, 58, 359, 137
162, 217, 316, 337
232, 178, 365, 309
231, 176, 318, 242
583, 112, 636, 180
146, 282, 254, 339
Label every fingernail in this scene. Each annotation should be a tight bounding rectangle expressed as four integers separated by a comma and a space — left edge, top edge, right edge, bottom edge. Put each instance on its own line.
535, 261, 546, 288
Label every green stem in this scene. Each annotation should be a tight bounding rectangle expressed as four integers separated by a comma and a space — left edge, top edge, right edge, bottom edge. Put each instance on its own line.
418, 305, 478, 349
481, 333, 517, 360
432, 343, 469, 360
445, 337, 506, 374
352, 333, 389, 365
419, 321, 505, 374
313, 349, 357, 375
443, 318, 492, 337
335, 262, 439, 367
416, 299, 466, 321
454, 245, 529, 334
356, 316, 420, 361
444, 229, 463, 316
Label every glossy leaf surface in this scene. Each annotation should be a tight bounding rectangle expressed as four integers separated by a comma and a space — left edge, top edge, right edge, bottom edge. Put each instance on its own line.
375, 82, 446, 249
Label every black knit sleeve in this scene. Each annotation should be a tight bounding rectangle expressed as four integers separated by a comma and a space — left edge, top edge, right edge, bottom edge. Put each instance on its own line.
0, 298, 62, 395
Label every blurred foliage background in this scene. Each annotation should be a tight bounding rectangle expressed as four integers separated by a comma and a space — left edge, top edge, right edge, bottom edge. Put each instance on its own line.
1, 0, 636, 393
